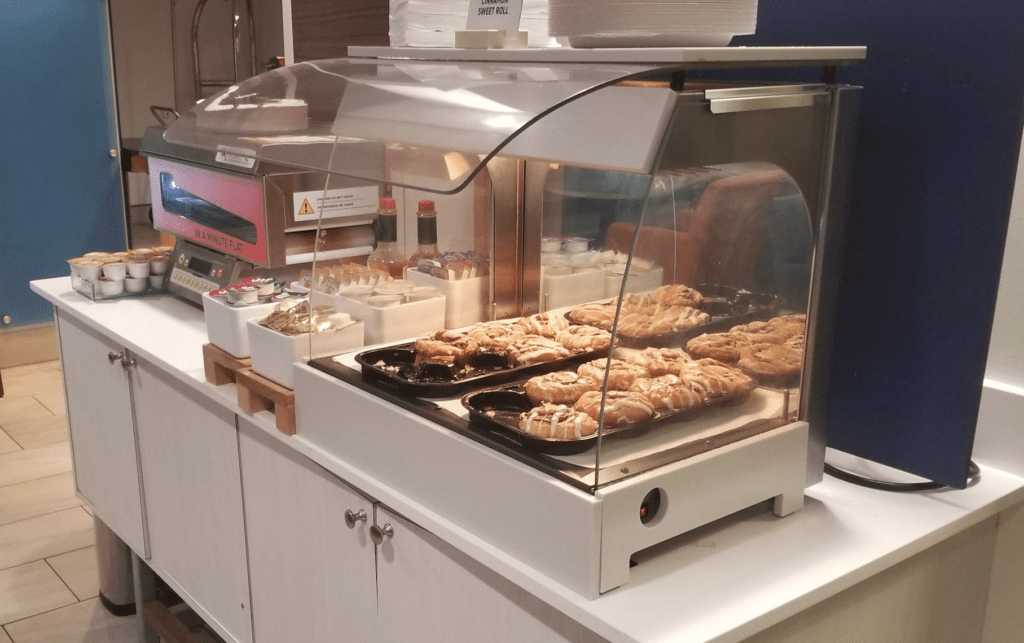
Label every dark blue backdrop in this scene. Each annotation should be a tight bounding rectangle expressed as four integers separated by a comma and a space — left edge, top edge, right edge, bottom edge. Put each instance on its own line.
732, 1, 1024, 486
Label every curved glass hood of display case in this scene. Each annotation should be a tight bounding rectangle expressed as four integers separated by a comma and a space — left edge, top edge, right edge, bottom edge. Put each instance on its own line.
162, 58, 679, 193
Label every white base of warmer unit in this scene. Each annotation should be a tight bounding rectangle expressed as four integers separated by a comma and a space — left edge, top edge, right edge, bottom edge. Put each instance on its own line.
596, 421, 807, 593
294, 364, 807, 599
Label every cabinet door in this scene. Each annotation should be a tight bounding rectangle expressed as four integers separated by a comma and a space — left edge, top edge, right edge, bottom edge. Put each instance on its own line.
374, 507, 605, 643
55, 310, 146, 554
238, 419, 377, 643
131, 361, 252, 643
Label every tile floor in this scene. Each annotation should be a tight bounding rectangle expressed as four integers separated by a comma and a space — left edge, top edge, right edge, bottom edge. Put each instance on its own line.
0, 361, 137, 642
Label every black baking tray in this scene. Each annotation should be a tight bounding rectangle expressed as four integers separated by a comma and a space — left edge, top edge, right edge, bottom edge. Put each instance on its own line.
353, 343, 604, 398
462, 381, 756, 456
566, 284, 783, 349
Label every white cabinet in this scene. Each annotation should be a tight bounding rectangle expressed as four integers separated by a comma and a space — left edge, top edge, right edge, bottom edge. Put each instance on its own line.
374, 506, 603, 643
55, 310, 147, 555
132, 361, 252, 643
56, 309, 252, 643
237, 413, 602, 643
238, 418, 377, 643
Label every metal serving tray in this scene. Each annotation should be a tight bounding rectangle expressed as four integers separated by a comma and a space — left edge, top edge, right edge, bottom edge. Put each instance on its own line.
352, 342, 603, 399
567, 284, 783, 349
462, 379, 756, 456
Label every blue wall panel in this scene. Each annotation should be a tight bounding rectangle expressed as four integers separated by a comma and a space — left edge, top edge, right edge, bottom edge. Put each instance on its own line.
733, 1, 1024, 485
0, 0, 125, 327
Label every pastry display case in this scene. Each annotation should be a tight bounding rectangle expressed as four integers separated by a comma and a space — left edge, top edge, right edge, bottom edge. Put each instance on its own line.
162, 47, 863, 597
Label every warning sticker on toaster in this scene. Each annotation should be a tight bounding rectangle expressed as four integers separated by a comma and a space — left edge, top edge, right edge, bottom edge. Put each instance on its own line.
293, 186, 378, 222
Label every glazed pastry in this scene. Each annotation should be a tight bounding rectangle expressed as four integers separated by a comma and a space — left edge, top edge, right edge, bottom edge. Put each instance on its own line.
555, 325, 612, 353
515, 312, 571, 338
414, 330, 479, 366
686, 333, 751, 363
577, 358, 648, 391
664, 306, 711, 331
622, 347, 691, 377
574, 390, 656, 427
679, 358, 754, 398
616, 312, 676, 338
769, 313, 807, 337
738, 343, 803, 379
519, 403, 598, 440
651, 284, 704, 309
524, 371, 599, 406
785, 334, 805, 352
729, 320, 790, 345
620, 292, 655, 313
629, 375, 703, 412
505, 336, 571, 366
567, 302, 616, 330
467, 322, 527, 353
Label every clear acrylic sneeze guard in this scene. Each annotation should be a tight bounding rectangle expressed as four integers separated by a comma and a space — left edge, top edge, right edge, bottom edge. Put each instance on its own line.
165, 52, 860, 597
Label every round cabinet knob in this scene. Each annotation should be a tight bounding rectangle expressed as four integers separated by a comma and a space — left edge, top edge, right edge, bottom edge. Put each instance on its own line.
109, 149, 118, 159
369, 523, 393, 545
2, 315, 11, 325
344, 509, 367, 529
108, 351, 124, 364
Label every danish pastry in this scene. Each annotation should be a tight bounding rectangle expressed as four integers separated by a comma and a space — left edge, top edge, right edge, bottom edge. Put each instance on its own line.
622, 347, 691, 377
518, 403, 598, 440
414, 330, 479, 366
467, 322, 527, 353
515, 312, 571, 338
577, 358, 648, 390
738, 343, 803, 379
524, 371, 599, 406
729, 321, 790, 345
651, 284, 704, 308
554, 325, 612, 353
769, 313, 807, 337
574, 390, 655, 427
686, 333, 750, 363
629, 375, 703, 412
679, 358, 754, 398
505, 336, 571, 366
566, 302, 616, 330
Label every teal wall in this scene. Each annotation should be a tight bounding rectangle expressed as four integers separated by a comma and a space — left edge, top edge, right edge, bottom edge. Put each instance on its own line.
0, 0, 126, 327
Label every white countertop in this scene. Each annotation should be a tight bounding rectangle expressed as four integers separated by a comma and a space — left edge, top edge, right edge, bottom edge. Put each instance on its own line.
31, 276, 1024, 643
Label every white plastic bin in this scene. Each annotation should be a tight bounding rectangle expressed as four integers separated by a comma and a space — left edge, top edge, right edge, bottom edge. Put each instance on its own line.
247, 319, 365, 389
202, 293, 283, 358
310, 290, 446, 345
405, 269, 487, 328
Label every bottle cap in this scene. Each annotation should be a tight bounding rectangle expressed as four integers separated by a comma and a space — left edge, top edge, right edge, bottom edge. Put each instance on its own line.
417, 200, 435, 214
379, 197, 396, 210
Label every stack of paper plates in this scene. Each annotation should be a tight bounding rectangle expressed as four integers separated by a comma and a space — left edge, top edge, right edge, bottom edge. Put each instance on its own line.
548, 0, 758, 48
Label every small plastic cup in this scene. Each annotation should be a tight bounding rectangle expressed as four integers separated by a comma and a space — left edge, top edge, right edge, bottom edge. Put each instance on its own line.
102, 262, 128, 281
150, 255, 170, 275
149, 274, 165, 290
125, 276, 147, 293
74, 259, 103, 282
127, 260, 151, 278
99, 279, 124, 296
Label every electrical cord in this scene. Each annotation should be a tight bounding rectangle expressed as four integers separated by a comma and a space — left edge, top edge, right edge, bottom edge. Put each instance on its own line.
824, 460, 981, 492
